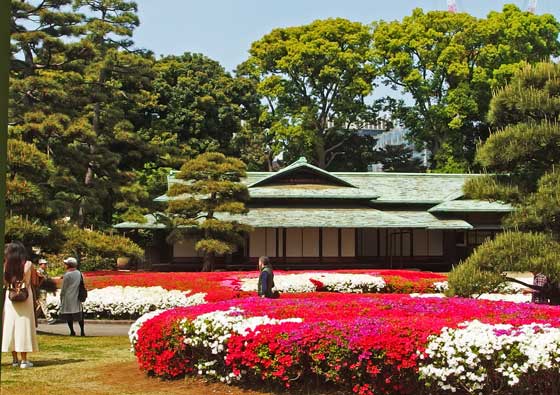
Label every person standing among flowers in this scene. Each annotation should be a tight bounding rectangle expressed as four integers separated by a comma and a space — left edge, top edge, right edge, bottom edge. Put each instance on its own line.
35, 258, 56, 324
2, 241, 39, 368
257, 256, 279, 298
59, 257, 85, 336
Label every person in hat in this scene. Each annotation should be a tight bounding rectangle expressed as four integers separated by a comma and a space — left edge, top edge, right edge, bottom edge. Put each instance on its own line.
59, 257, 85, 336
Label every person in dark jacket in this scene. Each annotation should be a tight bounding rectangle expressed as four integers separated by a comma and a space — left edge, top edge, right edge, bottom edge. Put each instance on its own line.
257, 256, 278, 298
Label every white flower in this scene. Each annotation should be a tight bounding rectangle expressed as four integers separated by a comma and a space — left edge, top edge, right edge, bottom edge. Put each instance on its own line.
240, 272, 385, 294
47, 286, 207, 320
419, 320, 560, 393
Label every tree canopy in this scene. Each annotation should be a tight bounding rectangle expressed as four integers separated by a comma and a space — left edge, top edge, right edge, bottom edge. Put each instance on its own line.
240, 18, 379, 169
373, 6, 560, 171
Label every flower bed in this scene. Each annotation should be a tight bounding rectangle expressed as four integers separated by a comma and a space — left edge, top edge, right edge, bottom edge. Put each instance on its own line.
43, 270, 445, 319
83, 270, 446, 299
131, 294, 560, 394
46, 286, 207, 319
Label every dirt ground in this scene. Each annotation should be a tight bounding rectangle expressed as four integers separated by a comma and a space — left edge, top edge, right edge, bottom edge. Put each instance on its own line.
96, 361, 276, 395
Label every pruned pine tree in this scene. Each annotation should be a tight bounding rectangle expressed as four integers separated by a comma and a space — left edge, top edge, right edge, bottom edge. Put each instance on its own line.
451, 63, 560, 302
166, 153, 252, 272
465, 63, 560, 235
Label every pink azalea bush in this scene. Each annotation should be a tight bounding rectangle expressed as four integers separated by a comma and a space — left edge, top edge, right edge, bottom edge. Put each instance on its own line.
131, 294, 560, 395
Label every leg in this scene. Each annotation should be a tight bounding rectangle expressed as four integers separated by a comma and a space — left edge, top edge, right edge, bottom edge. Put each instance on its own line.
19, 352, 33, 368
38, 293, 54, 321
79, 318, 85, 337
66, 316, 76, 336
11, 351, 18, 366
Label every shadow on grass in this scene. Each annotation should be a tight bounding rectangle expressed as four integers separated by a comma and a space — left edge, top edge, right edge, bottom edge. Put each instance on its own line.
32, 358, 86, 367
37, 330, 103, 338
1, 358, 85, 368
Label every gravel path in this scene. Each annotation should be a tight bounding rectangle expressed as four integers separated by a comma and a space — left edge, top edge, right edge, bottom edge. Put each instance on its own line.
37, 319, 132, 337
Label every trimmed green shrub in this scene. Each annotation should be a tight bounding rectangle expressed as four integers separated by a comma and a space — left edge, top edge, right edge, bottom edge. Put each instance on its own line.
61, 226, 144, 271
447, 231, 560, 297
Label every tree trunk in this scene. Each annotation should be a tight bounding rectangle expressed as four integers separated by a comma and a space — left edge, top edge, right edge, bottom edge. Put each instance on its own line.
202, 252, 214, 272
78, 64, 107, 227
315, 136, 326, 169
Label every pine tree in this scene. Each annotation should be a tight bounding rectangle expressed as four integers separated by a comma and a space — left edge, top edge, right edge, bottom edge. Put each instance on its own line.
166, 153, 252, 272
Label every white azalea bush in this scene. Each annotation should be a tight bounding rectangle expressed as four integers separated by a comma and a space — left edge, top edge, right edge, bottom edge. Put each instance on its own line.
410, 293, 532, 304
47, 286, 207, 319
419, 320, 560, 394
240, 272, 385, 294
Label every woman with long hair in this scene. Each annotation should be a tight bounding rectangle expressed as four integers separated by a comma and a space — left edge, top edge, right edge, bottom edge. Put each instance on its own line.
2, 241, 39, 368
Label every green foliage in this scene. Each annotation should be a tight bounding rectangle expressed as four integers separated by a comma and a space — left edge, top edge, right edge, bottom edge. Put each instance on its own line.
166, 153, 252, 271
463, 175, 522, 203
447, 232, 560, 297
195, 239, 234, 256
446, 263, 506, 298
241, 18, 378, 169
506, 170, 560, 236
373, 6, 560, 170
429, 143, 468, 174
5, 215, 50, 247
467, 62, 560, 237
372, 144, 425, 173
489, 62, 560, 128
152, 53, 259, 162
61, 226, 144, 271
476, 121, 560, 181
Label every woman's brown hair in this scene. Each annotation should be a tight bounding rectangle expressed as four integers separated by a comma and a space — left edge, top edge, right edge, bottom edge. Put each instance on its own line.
4, 241, 27, 284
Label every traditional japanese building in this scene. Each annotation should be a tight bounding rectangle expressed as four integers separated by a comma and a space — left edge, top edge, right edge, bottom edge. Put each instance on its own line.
114, 157, 512, 271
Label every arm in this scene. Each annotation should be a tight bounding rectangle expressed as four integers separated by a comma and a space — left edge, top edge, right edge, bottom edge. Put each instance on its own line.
504, 277, 545, 292
59, 274, 66, 299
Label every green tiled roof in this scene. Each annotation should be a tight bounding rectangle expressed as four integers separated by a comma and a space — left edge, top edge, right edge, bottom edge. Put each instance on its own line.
384, 211, 473, 230
218, 207, 417, 228
165, 170, 483, 203
428, 200, 514, 213
114, 208, 473, 230
247, 157, 357, 188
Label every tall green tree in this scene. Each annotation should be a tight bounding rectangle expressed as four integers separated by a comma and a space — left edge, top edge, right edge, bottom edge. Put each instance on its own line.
152, 53, 260, 165
373, 5, 560, 171
69, 0, 159, 227
9, 0, 91, 240
240, 18, 378, 169
166, 153, 252, 272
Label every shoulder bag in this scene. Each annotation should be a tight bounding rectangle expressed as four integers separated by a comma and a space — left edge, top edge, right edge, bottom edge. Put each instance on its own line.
8, 280, 29, 302
78, 273, 88, 302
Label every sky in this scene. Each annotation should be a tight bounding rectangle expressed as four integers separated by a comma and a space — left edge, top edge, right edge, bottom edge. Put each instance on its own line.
132, 0, 559, 73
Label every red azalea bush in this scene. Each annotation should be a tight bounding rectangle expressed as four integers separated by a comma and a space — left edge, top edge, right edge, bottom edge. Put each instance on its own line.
84, 270, 447, 299
132, 294, 560, 394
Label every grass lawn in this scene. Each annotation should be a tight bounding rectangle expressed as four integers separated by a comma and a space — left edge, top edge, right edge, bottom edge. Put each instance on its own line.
0, 334, 274, 395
